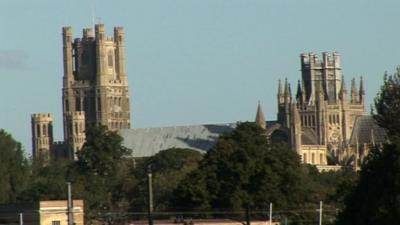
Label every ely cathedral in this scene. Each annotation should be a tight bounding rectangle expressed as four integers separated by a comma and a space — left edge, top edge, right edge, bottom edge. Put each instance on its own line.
268, 52, 385, 169
31, 24, 385, 170
31, 24, 131, 159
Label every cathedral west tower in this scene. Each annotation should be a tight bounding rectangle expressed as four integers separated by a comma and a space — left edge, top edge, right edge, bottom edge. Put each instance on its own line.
62, 24, 131, 157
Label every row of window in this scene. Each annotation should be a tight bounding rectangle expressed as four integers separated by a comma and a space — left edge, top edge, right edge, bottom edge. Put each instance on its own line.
109, 121, 129, 130
66, 96, 128, 112
73, 122, 84, 135
303, 153, 324, 164
301, 115, 316, 127
300, 114, 342, 127
329, 114, 340, 124
35, 139, 50, 146
35, 124, 52, 137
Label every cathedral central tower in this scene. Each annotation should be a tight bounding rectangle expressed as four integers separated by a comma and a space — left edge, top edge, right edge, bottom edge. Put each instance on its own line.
62, 24, 131, 158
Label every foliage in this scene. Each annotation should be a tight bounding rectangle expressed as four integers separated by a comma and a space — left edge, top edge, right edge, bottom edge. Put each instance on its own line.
336, 140, 400, 225
19, 159, 70, 202
0, 130, 29, 203
72, 125, 133, 219
374, 67, 400, 138
172, 122, 307, 211
130, 148, 203, 212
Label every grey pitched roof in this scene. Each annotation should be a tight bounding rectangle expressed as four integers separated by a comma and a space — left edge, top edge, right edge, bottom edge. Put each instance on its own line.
119, 123, 237, 158
349, 115, 387, 145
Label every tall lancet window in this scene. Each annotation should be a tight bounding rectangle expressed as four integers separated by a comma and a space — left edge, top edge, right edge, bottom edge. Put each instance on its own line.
108, 50, 113, 67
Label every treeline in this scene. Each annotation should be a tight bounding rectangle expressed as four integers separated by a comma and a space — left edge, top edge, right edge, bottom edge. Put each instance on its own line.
0, 124, 356, 224
4, 68, 400, 225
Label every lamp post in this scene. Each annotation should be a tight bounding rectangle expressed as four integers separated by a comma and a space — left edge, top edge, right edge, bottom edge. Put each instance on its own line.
147, 165, 154, 225
67, 182, 74, 225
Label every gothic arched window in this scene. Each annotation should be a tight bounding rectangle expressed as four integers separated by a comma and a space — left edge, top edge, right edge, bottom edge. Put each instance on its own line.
108, 50, 113, 67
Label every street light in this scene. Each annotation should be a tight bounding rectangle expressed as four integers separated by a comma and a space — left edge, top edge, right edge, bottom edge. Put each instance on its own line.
147, 165, 154, 225
67, 182, 74, 225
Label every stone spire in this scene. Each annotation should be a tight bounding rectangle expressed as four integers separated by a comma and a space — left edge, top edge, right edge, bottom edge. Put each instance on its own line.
351, 78, 358, 103
296, 80, 302, 103
277, 79, 284, 104
255, 101, 266, 129
284, 78, 292, 104
359, 76, 365, 103
339, 75, 347, 100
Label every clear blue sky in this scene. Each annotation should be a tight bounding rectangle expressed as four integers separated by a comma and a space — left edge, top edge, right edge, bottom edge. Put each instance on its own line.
1, 0, 399, 155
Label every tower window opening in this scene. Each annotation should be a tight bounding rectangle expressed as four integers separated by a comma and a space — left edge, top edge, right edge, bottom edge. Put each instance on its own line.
42, 124, 47, 136
108, 51, 113, 67
65, 99, 70, 112
74, 122, 78, 135
36, 124, 41, 136
75, 97, 81, 111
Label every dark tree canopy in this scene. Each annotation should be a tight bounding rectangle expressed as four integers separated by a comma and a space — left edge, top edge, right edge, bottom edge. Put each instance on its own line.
336, 140, 400, 225
374, 67, 400, 137
130, 148, 203, 211
72, 125, 133, 218
172, 122, 307, 211
0, 130, 29, 203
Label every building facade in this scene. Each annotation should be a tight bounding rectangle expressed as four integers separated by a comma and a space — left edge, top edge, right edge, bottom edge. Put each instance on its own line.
32, 24, 131, 159
31, 113, 54, 159
264, 52, 385, 169
120, 52, 386, 170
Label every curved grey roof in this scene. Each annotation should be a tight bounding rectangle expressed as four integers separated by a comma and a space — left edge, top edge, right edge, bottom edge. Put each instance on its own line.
119, 123, 237, 158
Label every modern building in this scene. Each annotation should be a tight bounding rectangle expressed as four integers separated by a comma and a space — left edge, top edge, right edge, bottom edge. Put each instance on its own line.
32, 24, 131, 159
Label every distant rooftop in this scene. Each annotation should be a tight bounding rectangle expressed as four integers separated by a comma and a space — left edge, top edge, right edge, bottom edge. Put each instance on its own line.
119, 123, 237, 158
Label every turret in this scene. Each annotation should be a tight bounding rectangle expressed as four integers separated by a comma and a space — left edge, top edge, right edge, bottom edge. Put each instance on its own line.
82, 28, 94, 39
31, 113, 54, 160
351, 78, 359, 104
284, 78, 292, 105
277, 79, 284, 105
290, 103, 302, 154
114, 27, 126, 80
95, 24, 106, 84
62, 26, 74, 87
65, 111, 86, 160
296, 80, 305, 104
255, 101, 266, 129
359, 76, 365, 103
339, 75, 347, 100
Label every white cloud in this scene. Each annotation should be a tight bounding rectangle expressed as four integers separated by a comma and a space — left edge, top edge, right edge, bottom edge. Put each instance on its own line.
0, 50, 29, 70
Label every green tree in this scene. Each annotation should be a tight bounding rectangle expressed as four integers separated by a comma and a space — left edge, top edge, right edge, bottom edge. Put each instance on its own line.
173, 122, 307, 211
19, 159, 70, 201
130, 148, 203, 212
374, 67, 400, 137
0, 130, 29, 203
336, 141, 400, 225
72, 125, 133, 219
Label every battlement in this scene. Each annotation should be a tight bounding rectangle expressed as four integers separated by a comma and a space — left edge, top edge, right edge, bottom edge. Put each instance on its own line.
62, 26, 72, 38
31, 113, 53, 120
82, 28, 94, 39
71, 80, 91, 87
109, 79, 123, 84
301, 52, 341, 68
64, 24, 123, 44
53, 141, 66, 146
66, 111, 85, 118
